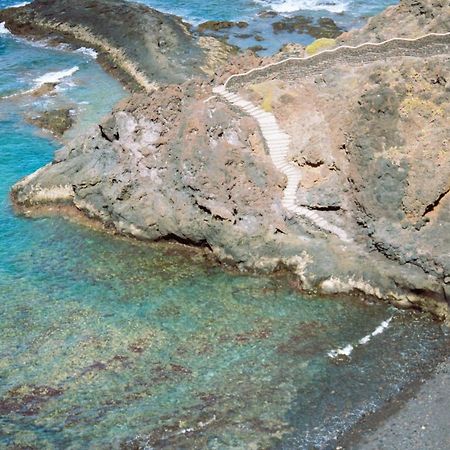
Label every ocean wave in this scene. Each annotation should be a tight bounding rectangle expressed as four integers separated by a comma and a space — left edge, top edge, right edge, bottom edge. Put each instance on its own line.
1, 66, 80, 100
6, 1, 31, 8
34, 66, 79, 87
75, 47, 98, 59
0, 22, 11, 34
256, 0, 349, 14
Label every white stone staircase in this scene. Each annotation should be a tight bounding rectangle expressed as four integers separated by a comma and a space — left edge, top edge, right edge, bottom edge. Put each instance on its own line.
213, 85, 351, 243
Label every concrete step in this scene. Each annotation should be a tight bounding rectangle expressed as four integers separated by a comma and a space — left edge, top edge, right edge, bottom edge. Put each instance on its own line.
254, 113, 273, 120
235, 100, 253, 108
277, 163, 291, 171
225, 94, 240, 102
269, 142, 290, 148
266, 143, 290, 149
264, 136, 290, 143
259, 121, 279, 126
259, 120, 281, 125
243, 106, 260, 113
269, 144, 289, 150
260, 124, 279, 130
263, 133, 290, 140
264, 133, 289, 138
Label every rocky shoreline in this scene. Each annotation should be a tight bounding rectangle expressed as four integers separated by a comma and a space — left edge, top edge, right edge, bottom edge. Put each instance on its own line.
0, 0, 236, 90
2, 0, 450, 324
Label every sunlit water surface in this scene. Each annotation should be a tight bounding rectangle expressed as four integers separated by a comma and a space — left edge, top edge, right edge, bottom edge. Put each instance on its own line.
1, 1, 449, 449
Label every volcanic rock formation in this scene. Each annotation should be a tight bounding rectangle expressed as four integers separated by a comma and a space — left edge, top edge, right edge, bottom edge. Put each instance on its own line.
6, 0, 450, 321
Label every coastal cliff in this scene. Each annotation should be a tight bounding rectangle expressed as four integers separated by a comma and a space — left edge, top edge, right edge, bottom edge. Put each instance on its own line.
6, 0, 450, 321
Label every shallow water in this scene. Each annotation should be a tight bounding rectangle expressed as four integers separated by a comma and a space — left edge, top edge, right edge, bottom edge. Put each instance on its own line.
1, 1, 450, 449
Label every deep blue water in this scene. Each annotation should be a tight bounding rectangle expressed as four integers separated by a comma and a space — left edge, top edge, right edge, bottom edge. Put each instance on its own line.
1, 1, 450, 449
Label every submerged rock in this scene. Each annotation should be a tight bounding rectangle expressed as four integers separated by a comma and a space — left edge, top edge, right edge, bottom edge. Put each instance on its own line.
272, 16, 343, 39
25, 108, 74, 137
258, 10, 279, 19
248, 45, 267, 53
198, 20, 248, 32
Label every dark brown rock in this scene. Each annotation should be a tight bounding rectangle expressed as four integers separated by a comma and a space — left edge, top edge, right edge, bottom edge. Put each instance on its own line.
272, 15, 343, 39
198, 20, 248, 33
25, 108, 74, 137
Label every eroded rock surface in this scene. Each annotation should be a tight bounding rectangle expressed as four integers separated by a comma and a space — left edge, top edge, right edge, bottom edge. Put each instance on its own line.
338, 0, 450, 44
9, 0, 450, 321
25, 107, 74, 137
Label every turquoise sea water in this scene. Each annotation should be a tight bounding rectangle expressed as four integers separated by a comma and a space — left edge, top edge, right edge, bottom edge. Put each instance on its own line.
1, 1, 450, 449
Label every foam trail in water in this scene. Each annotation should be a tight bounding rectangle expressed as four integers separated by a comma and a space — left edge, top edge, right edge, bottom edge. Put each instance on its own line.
1, 66, 80, 100
34, 66, 79, 87
0, 22, 11, 34
255, 0, 349, 14
328, 317, 393, 359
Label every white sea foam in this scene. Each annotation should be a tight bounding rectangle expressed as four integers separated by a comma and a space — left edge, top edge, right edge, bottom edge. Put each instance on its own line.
6, 1, 31, 8
328, 317, 393, 359
1, 66, 80, 100
256, 0, 349, 14
327, 344, 354, 359
75, 47, 98, 59
0, 22, 11, 35
34, 66, 79, 87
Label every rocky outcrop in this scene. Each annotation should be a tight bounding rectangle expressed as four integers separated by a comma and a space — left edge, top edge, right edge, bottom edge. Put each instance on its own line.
0, 0, 234, 90
25, 108, 74, 137
272, 16, 343, 39
338, 0, 450, 44
198, 20, 248, 33
9, 0, 450, 322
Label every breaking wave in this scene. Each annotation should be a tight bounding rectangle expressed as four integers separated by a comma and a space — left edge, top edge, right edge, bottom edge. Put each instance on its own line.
6, 1, 31, 8
256, 0, 349, 14
75, 47, 98, 59
33, 66, 79, 87
1, 66, 79, 99
0, 22, 11, 34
